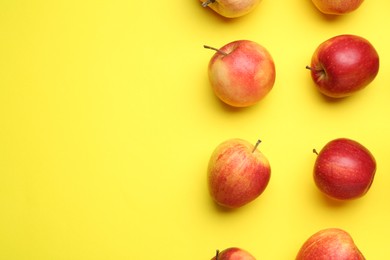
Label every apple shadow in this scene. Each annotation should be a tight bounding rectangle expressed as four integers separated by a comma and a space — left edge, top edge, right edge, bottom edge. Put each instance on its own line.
317, 91, 348, 104
218, 99, 249, 113
197, 0, 263, 25
210, 198, 265, 215
211, 201, 238, 213
317, 12, 343, 23
314, 189, 363, 210
198, 5, 241, 25
212, 93, 269, 115
206, 92, 251, 113
317, 193, 348, 208
307, 80, 354, 105
306, 1, 347, 23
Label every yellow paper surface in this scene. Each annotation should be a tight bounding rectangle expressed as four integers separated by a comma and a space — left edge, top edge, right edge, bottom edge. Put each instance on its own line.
1, 1, 390, 259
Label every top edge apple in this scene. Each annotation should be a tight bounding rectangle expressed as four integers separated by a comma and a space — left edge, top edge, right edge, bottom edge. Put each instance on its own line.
210, 247, 256, 260
311, 0, 364, 15
200, 0, 261, 18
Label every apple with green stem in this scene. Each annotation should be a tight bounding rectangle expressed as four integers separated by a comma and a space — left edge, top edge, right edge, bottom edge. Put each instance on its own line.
311, 0, 364, 15
306, 34, 379, 98
200, 0, 261, 18
313, 138, 376, 200
211, 248, 256, 260
207, 138, 270, 208
204, 40, 275, 107
296, 228, 365, 259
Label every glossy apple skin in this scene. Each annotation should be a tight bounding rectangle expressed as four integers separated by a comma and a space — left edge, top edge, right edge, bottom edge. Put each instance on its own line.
311, 0, 364, 15
207, 40, 275, 107
308, 35, 379, 98
296, 228, 365, 260
207, 139, 270, 208
313, 138, 376, 200
200, 0, 261, 18
211, 247, 256, 260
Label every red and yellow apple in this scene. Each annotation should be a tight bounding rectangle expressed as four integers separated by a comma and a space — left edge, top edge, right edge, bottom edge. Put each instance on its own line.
211, 247, 256, 260
296, 228, 365, 259
207, 138, 270, 208
205, 40, 275, 107
313, 138, 376, 200
306, 34, 379, 98
200, 0, 261, 18
311, 0, 364, 15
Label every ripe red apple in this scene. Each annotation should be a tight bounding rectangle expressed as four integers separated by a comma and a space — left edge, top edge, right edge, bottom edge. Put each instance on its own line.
311, 0, 364, 15
211, 248, 256, 260
207, 138, 270, 208
200, 0, 261, 18
296, 228, 365, 260
204, 40, 275, 107
306, 34, 379, 98
313, 138, 376, 200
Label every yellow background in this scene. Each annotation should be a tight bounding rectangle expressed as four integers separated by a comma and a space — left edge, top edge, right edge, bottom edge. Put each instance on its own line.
1, 0, 390, 259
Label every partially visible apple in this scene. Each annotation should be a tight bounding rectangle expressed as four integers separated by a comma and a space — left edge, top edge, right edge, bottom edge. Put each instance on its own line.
200, 0, 261, 18
296, 228, 365, 259
306, 34, 379, 98
211, 248, 256, 260
204, 40, 275, 107
207, 138, 270, 208
313, 138, 376, 200
311, 0, 364, 15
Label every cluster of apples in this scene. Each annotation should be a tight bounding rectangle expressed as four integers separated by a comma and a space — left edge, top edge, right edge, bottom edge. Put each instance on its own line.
211, 228, 366, 260
200, 0, 379, 259
208, 137, 376, 207
201, 0, 365, 18
214, 228, 366, 259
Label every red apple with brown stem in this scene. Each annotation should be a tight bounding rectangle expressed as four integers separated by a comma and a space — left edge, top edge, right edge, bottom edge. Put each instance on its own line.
207, 138, 270, 208
306, 34, 379, 98
204, 40, 275, 107
311, 0, 364, 15
200, 0, 261, 18
211, 248, 256, 260
296, 228, 365, 259
313, 138, 376, 200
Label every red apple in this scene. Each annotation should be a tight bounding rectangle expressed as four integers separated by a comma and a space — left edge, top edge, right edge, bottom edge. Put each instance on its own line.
211, 248, 256, 260
313, 138, 376, 200
207, 138, 270, 208
296, 228, 365, 260
200, 0, 261, 18
311, 0, 364, 15
306, 34, 379, 98
204, 40, 275, 107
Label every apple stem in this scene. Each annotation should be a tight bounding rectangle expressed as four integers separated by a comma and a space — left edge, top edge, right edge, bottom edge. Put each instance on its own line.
204, 45, 228, 56
202, 0, 215, 7
252, 139, 262, 153
306, 65, 324, 73
313, 149, 318, 155
215, 249, 220, 260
